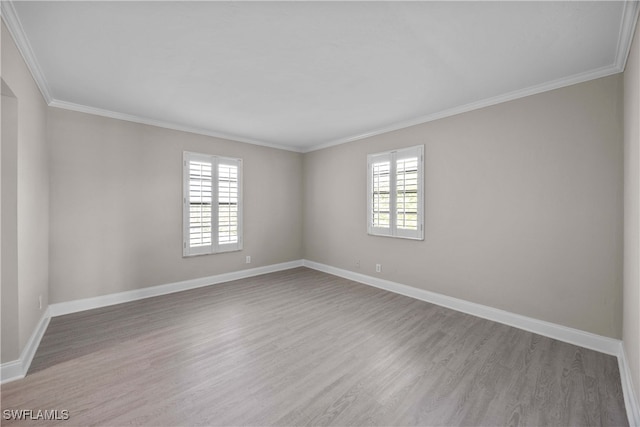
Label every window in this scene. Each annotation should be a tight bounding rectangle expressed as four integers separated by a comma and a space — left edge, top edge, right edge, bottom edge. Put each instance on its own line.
367, 145, 424, 240
183, 151, 242, 256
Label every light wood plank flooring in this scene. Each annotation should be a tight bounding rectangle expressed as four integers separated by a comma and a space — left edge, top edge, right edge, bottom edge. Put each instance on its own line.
1, 268, 628, 426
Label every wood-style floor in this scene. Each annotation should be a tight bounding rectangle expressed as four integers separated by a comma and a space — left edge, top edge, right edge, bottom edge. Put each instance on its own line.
1, 268, 628, 426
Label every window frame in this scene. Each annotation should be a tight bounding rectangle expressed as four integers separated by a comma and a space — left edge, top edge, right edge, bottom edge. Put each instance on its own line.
367, 145, 424, 240
183, 151, 243, 257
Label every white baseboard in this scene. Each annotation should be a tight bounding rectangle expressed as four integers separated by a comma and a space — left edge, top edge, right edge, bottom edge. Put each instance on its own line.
619, 343, 640, 427
0, 360, 23, 384
302, 260, 621, 355
3, 258, 638, 425
2, 260, 304, 384
49, 260, 304, 317
1, 308, 51, 384
302, 260, 640, 424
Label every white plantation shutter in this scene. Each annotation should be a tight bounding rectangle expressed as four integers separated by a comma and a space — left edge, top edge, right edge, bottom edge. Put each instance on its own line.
216, 158, 242, 252
394, 148, 423, 239
187, 155, 213, 254
368, 152, 393, 237
183, 152, 243, 256
367, 145, 424, 240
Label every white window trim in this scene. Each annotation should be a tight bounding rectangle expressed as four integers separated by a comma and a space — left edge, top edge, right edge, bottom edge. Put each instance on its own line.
183, 151, 243, 257
367, 145, 424, 240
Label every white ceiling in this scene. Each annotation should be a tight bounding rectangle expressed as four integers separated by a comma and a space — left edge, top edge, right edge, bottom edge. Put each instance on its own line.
3, 1, 639, 152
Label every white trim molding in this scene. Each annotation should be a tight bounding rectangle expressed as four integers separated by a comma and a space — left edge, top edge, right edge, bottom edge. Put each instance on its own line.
616, 0, 640, 72
0, 0, 300, 154
304, 64, 623, 153
0, 1, 52, 104
307, 0, 639, 153
47, 100, 302, 153
619, 343, 640, 427
0, 309, 51, 384
0, 360, 23, 385
302, 259, 640, 424
1, 260, 303, 383
49, 260, 303, 317
3, 1, 639, 155
302, 260, 621, 355
2, 258, 638, 425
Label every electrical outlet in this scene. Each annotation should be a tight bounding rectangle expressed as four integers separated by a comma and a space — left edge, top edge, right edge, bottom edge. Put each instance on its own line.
246, 255, 251, 264
356, 260, 360, 268
39, 295, 42, 310
376, 264, 381, 273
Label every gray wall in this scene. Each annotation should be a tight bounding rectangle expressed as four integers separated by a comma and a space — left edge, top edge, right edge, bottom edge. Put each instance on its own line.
2, 84, 19, 363
624, 22, 640, 410
1, 14, 631, 371
47, 108, 303, 303
1, 21, 49, 363
304, 75, 624, 339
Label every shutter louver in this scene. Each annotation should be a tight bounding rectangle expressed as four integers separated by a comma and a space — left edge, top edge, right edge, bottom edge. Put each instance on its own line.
183, 152, 243, 256
396, 157, 418, 231
189, 160, 213, 248
367, 145, 423, 240
218, 162, 239, 246
372, 161, 391, 229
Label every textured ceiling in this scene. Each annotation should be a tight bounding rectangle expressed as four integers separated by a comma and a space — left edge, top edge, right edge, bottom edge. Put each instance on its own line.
4, 1, 640, 152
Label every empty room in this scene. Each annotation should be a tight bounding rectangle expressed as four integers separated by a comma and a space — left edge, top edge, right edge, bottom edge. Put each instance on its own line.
1, 1, 640, 426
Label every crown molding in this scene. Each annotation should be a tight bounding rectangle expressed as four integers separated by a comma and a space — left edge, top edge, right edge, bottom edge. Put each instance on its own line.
0, 1, 52, 104
615, 0, 640, 71
2, 0, 300, 153
299, 1, 640, 153
3, 0, 639, 154
48, 99, 304, 153
303, 64, 622, 153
